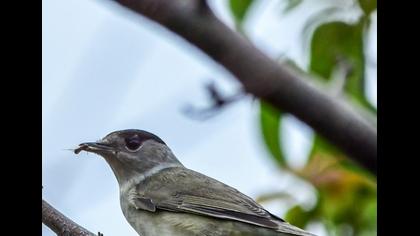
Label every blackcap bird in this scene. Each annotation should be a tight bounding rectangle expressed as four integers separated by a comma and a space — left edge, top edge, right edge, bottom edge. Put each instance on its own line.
75, 129, 316, 236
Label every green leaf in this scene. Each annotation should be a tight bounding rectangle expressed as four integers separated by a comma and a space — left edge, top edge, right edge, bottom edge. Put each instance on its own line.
358, 0, 377, 16
229, 0, 254, 24
358, 197, 377, 232
301, 7, 343, 47
310, 134, 341, 157
259, 101, 286, 167
302, 136, 377, 233
311, 171, 376, 234
310, 22, 362, 81
309, 21, 376, 113
283, 0, 303, 13
285, 205, 318, 229
309, 134, 376, 179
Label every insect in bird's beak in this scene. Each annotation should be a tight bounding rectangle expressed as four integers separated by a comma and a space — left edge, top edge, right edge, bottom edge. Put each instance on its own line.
74, 142, 114, 155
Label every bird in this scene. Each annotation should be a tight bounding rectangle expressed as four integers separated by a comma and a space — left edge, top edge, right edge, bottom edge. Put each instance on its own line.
75, 129, 316, 236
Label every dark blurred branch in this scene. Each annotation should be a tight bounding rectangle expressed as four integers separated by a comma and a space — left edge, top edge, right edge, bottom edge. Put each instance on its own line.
111, 0, 377, 176
182, 82, 245, 120
42, 199, 101, 236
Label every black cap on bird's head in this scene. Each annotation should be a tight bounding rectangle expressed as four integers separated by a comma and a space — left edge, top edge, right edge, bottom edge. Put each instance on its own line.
75, 129, 165, 154
75, 129, 182, 184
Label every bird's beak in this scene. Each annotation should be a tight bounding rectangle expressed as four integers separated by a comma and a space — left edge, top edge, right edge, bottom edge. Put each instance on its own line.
74, 142, 115, 155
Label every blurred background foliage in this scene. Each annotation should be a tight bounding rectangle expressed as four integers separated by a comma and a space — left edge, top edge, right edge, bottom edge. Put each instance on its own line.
229, 0, 376, 235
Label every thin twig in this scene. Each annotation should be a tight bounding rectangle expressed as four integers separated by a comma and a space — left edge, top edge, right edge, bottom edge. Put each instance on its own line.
182, 82, 246, 120
42, 199, 100, 236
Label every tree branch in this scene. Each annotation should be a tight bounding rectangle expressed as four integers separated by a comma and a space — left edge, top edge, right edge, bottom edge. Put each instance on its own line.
182, 82, 246, 120
42, 199, 99, 236
111, 0, 377, 175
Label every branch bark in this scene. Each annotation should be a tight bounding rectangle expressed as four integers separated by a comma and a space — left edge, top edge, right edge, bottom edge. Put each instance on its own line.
42, 199, 98, 236
111, 0, 377, 175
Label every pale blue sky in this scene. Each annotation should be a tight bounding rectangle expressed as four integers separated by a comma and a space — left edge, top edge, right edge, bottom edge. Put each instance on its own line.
42, 1, 376, 235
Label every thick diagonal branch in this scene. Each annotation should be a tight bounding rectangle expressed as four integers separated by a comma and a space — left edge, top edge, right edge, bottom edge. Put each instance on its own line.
111, 0, 377, 175
42, 199, 97, 236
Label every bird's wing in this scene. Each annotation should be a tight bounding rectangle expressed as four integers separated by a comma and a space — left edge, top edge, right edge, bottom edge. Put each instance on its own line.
130, 167, 314, 236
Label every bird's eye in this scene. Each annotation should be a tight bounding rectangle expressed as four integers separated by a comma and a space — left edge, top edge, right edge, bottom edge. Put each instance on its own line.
125, 137, 142, 151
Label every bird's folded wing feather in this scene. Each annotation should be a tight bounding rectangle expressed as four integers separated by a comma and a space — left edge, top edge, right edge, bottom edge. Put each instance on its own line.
130, 167, 314, 236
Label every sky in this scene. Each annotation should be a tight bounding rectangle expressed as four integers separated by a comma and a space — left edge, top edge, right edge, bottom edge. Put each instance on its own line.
42, 0, 376, 235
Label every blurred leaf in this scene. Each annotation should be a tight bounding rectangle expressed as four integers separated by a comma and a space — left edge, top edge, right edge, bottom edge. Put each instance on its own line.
297, 148, 377, 234
309, 21, 376, 112
229, 0, 254, 24
309, 135, 376, 179
302, 7, 344, 48
358, 197, 377, 232
358, 0, 377, 16
310, 22, 362, 81
285, 198, 321, 229
259, 101, 287, 167
285, 205, 314, 228
310, 135, 341, 157
253, 2, 378, 234
303, 131, 376, 233
297, 151, 342, 187
283, 0, 303, 13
